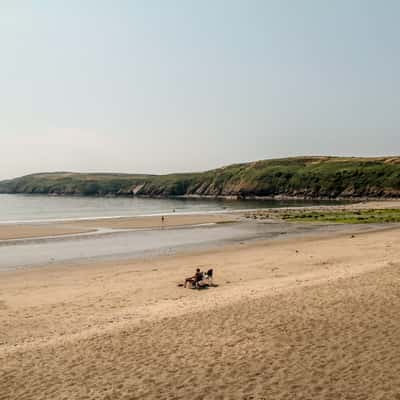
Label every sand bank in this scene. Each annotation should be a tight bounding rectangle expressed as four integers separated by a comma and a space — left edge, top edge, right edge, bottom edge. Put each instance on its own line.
0, 213, 238, 241
1, 226, 400, 399
68, 212, 239, 230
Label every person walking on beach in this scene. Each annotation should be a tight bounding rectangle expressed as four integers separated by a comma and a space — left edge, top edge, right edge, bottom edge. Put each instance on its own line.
161, 215, 165, 228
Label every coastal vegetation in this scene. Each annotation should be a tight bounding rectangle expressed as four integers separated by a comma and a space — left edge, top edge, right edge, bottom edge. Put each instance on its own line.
281, 208, 400, 224
1, 156, 400, 199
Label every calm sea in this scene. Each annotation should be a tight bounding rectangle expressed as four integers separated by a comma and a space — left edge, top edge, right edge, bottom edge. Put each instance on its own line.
0, 194, 343, 223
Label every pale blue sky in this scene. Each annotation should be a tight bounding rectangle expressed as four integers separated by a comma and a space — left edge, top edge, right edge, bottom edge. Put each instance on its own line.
1, 1, 399, 179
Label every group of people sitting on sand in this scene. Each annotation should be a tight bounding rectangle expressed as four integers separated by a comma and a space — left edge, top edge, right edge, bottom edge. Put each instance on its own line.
184, 268, 213, 289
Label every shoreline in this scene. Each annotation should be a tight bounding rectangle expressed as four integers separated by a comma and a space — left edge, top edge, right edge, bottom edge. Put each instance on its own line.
1, 215, 398, 273
1, 198, 400, 241
1, 197, 400, 224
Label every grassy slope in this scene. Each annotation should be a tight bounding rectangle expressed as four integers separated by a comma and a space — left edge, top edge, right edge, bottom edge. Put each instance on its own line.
1, 156, 400, 198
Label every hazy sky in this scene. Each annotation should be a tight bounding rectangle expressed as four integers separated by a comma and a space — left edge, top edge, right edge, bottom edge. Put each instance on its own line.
1, 1, 399, 179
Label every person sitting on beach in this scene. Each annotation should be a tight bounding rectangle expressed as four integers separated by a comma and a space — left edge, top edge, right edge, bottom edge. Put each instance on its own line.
185, 268, 203, 288
194, 268, 204, 288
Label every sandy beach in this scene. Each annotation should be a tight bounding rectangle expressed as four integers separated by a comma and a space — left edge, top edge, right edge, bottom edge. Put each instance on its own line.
2, 1, 399, 398
1, 214, 400, 399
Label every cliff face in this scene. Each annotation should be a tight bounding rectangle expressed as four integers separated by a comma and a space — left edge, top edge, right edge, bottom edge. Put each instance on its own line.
1, 157, 400, 199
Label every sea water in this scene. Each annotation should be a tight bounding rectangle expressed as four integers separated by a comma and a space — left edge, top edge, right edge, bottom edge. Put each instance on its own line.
0, 194, 343, 223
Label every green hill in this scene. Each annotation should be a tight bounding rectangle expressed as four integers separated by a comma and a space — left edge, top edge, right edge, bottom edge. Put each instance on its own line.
1, 156, 400, 199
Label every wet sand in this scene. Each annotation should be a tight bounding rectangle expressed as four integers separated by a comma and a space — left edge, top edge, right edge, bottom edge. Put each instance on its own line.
0, 224, 95, 241
1, 223, 400, 399
0, 217, 387, 271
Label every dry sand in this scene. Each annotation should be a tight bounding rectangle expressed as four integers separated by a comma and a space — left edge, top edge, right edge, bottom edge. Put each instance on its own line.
1, 224, 400, 399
